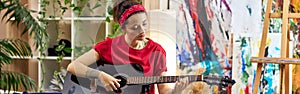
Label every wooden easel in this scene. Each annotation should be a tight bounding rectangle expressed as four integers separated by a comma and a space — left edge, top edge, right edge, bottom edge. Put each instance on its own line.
252, 0, 300, 94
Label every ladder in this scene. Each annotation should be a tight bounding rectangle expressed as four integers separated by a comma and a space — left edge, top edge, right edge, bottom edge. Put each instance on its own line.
252, 0, 300, 94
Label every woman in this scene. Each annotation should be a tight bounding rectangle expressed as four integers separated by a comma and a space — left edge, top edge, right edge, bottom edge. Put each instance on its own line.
67, 0, 188, 93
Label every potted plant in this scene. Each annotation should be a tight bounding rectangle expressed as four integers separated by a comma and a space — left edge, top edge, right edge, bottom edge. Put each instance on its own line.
0, 0, 48, 93
0, 39, 37, 93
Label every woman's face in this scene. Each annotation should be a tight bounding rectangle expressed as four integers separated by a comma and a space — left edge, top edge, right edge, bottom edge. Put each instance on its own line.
123, 12, 149, 41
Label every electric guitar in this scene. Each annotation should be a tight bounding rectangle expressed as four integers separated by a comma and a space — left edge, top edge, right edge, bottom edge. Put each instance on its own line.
62, 64, 235, 94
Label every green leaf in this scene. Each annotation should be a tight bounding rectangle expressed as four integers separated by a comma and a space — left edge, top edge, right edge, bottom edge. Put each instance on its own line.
2, 71, 7, 90
0, 39, 32, 59
2, 4, 16, 20
7, 13, 16, 23
69, 4, 75, 7
86, 2, 91, 8
22, 20, 32, 35
63, 47, 72, 53
65, 0, 70, 5
1, 71, 36, 92
0, 51, 12, 65
50, 15, 55, 18
92, 2, 101, 10
28, 9, 37, 13
57, 0, 62, 6
1, 40, 19, 56
61, 7, 68, 14
113, 24, 120, 31
108, 34, 115, 38
105, 17, 110, 23
73, 7, 82, 12
2, 3, 15, 21
107, 6, 113, 15
55, 43, 65, 52
61, 7, 68, 10
22, 15, 31, 26
0, 2, 4, 9
57, 55, 63, 62
7, 72, 12, 92
14, 10, 23, 23
0, 0, 48, 51
11, 73, 17, 91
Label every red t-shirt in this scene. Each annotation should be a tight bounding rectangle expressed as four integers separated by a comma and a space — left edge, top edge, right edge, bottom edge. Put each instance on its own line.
93, 35, 167, 94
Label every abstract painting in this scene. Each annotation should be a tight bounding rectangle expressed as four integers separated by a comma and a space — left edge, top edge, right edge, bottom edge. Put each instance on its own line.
231, 33, 281, 94
230, 0, 261, 93
232, 35, 256, 94
172, 0, 231, 76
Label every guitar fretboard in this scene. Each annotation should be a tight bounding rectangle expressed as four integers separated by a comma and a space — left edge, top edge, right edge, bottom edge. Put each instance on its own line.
127, 75, 202, 85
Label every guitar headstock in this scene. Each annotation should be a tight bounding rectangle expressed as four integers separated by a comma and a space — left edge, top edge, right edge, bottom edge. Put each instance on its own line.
203, 75, 235, 89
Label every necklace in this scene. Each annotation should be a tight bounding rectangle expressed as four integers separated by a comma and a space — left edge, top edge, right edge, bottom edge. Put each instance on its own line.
125, 35, 148, 49
134, 40, 148, 50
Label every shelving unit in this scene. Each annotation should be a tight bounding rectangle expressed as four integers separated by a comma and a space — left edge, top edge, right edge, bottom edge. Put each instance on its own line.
40, 0, 113, 91
3, 0, 113, 92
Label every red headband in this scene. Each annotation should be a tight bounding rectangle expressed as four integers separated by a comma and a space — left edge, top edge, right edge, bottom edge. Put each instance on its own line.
118, 4, 146, 26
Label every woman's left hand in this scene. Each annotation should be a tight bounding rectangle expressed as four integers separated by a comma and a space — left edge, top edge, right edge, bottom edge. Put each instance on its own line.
173, 77, 189, 94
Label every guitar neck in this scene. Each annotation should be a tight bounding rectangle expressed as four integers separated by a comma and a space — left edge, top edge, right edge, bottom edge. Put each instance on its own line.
127, 75, 203, 85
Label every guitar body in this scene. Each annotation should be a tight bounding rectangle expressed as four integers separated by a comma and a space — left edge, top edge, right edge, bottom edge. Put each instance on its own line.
62, 64, 147, 94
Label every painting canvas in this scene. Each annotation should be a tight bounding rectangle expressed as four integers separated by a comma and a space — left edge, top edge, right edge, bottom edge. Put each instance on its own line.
230, 0, 261, 93
230, 0, 285, 93
171, 0, 231, 76
232, 35, 256, 94
231, 33, 281, 94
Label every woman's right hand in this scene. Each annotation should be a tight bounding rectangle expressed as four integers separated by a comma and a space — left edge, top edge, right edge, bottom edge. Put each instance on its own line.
98, 71, 121, 91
